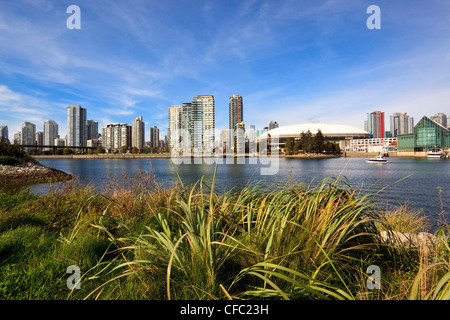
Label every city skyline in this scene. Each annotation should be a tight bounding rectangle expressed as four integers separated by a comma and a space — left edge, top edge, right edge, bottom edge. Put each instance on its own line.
1, 1, 450, 140
2, 103, 449, 145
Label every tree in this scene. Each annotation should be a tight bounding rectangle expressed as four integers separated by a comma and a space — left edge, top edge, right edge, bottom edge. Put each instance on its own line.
121, 145, 128, 154
300, 130, 313, 153
285, 138, 293, 155
0, 139, 27, 159
96, 145, 105, 154
313, 129, 325, 153
332, 142, 341, 154
63, 147, 74, 155
293, 139, 299, 154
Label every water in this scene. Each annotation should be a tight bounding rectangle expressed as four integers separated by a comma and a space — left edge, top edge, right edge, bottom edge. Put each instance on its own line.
30, 156, 450, 231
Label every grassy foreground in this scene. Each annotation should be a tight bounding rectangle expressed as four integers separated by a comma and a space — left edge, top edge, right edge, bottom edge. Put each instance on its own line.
0, 169, 449, 300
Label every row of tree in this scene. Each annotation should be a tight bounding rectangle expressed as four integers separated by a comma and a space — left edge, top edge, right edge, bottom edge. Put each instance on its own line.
284, 130, 341, 155
25, 145, 170, 156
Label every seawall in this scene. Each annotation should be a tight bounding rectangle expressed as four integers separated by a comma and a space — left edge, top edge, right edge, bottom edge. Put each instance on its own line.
32, 154, 172, 159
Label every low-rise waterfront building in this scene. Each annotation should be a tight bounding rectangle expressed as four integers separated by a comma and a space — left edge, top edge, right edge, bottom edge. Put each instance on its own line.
346, 137, 397, 153
55, 138, 65, 147
87, 139, 102, 148
397, 116, 450, 153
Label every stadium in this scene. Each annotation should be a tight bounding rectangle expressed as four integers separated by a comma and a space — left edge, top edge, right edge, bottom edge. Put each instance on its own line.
257, 123, 370, 151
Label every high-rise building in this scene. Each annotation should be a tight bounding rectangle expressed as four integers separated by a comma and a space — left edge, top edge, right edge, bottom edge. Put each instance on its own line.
126, 125, 132, 149
67, 105, 87, 147
0, 125, 8, 141
150, 126, 160, 149
132, 116, 145, 149
180, 102, 193, 147
390, 113, 399, 137
235, 122, 246, 154
13, 132, 21, 144
102, 123, 129, 151
399, 113, 414, 135
21, 122, 36, 152
268, 121, 279, 131
35, 131, 44, 146
168, 105, 183, 149
86, 119, 99, 140
220, 129, 233, 154
430, 112, 447, 128
365, 111, 385, 139
406, 116, 414, 134
43, 119, 58, 147
229, 94, 243, 130
390, 113, 414, 137
192, 95, 215, 152
168, 103, 194, 151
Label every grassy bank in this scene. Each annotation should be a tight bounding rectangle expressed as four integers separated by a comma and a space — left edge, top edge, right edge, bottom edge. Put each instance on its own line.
0, 169, 449, 300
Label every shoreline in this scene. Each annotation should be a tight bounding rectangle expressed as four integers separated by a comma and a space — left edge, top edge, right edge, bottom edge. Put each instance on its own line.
30, 151, 447, 159
0, 161, 73, 188
32, 154, 173, 159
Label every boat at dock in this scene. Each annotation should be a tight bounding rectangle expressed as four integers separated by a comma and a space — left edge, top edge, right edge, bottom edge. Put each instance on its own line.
427, 148, 443, 159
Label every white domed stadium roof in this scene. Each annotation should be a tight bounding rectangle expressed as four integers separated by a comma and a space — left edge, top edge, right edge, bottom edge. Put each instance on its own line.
258, 123, 369, 140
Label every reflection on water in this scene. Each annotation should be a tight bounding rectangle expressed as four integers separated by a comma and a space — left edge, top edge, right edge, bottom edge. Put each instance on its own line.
23, 157, 450, 231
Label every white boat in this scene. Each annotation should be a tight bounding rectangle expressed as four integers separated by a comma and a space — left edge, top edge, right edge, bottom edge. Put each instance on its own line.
427, 148, 443, 159
366, 154, 388, 163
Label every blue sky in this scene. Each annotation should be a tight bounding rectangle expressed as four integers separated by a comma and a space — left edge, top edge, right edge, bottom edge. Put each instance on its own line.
1, 0, 450, 140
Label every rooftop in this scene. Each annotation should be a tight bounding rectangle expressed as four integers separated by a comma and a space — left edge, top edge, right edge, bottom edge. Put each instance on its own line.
258, 123, 369, 139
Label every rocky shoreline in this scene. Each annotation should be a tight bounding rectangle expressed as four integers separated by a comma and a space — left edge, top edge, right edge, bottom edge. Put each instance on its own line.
0, 162, 73, 188
284, 153, 340, 159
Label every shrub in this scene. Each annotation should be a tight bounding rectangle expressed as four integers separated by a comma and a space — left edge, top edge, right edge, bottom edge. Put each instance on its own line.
0, 156, 20, 165
0, 140, 29, 160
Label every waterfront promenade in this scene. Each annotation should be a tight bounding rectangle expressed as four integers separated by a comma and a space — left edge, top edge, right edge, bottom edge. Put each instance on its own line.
31, 151, 450, 159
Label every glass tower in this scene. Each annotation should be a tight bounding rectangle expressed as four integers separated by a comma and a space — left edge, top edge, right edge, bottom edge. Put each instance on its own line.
132, 116, 145, 149
366, 111, 385, 139
150, 126, 159, 149
192, 95, 215, 152
67, 105, 87, 147
229, 94, 243, 130
43, 119, 58, 147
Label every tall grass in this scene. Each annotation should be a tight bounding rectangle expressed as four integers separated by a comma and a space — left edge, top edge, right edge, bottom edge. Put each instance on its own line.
1, 168, 449, 300
81, 171, 388, 300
